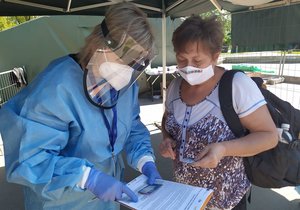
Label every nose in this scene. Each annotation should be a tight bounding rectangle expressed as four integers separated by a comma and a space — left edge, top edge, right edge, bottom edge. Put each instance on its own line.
187, 60, 194, 67
178, 59, 193, 68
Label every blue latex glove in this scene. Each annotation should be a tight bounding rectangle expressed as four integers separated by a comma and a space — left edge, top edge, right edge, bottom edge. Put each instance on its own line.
85, 168, 138, 202
141, 161, 162, 185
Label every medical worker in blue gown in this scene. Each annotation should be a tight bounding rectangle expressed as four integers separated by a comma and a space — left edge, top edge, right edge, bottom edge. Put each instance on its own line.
0, 2, 161, 210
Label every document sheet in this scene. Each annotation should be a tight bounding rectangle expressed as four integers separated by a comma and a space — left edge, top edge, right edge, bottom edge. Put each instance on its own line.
118, 175, 213, 210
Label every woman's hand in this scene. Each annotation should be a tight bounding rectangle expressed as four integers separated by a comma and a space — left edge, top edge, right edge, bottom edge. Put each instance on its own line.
191, 143, 226, 168
159, 137, 176, 160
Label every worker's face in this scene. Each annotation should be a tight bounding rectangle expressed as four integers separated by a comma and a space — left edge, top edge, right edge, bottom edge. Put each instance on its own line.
84, 34, 152, 108
176, 41, 219, 86
176, 41, 219, 69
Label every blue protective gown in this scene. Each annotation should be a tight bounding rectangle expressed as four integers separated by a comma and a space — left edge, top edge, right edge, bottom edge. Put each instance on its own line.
0, 55, 154, 210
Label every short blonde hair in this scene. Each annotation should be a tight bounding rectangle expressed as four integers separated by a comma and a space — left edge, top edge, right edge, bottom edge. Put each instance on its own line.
78, 2, 155, 68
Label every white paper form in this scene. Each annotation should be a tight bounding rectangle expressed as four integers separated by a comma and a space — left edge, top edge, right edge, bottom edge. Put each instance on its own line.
118, 175, 213, 210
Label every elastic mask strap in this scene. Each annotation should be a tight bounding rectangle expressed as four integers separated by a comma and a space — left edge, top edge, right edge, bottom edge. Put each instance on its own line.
101, 19, 109, 37
103, 50, 108, 61
101, 19, 119, 49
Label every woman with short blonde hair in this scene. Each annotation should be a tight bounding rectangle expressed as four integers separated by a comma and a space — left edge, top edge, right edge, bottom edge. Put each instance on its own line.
0, 2, 161, 210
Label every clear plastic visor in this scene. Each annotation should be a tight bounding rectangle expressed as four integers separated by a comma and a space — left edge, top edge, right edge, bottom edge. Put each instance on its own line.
84, 34, 152, 108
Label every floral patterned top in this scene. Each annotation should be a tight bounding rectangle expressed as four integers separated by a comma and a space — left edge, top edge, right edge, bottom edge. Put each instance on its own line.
164, 72, 266, 210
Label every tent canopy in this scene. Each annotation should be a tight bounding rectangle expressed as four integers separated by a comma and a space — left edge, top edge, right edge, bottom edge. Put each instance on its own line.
1, 0, 298, 17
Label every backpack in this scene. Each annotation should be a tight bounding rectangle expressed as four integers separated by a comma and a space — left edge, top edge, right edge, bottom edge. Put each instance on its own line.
219, 70, 300, 188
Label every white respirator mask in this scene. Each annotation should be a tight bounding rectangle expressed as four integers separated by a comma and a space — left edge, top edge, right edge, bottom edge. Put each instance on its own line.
99, 61, 134, 91
178, 65, 214, 85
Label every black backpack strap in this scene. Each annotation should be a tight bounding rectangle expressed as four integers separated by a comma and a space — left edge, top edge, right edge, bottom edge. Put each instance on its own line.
218, 70, 245, 138
219, 70, 254, 193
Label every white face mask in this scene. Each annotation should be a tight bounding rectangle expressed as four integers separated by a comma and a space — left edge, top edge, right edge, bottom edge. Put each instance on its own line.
178, 65, 214, 85
99, 62, 134, 91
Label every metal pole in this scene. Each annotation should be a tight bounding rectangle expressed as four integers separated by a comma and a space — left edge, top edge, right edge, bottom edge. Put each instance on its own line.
209, 0, 222, 12
281, 50, 286, 76
162, 11, 167, 110
278, 51, 283, 76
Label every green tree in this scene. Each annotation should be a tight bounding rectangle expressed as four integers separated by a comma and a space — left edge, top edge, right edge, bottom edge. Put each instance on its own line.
200, 10, 231, 49
0, 16, 37, 31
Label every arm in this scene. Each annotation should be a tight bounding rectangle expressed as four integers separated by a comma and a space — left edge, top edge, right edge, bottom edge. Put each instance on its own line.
192, 105, 278, 168
223, 74, 279, 156
221, 105, 278, 157
125, 84, 155, 170
159, 79, 178, 160
1, 95, 92, 200
159, 111, 176, 160
192, 73, 278, 168
161, 111, 170, 139
124, 85, 161, 184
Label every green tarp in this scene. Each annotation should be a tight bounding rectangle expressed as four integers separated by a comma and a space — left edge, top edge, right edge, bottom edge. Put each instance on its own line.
0, 16, 181, 82
232, 4, 300, 52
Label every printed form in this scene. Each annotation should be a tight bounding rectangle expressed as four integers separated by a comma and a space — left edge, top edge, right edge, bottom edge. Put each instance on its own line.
118, 175, 213, 210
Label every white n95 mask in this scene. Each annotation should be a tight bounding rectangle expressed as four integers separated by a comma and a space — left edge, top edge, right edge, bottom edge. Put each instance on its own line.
178, 65, 214, 85
84, 20, 155, 108
99, 62, 134, 91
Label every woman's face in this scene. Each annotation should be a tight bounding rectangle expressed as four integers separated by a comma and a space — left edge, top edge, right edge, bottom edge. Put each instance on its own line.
176, 41, 217, 69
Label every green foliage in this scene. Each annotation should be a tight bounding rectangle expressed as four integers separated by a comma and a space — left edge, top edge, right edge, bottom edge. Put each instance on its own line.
0, 16, 37, 31
200, 10, 231, 48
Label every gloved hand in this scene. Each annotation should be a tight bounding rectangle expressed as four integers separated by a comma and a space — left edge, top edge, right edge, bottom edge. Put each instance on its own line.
141, 161, 162, 185
85, 168, 138, 202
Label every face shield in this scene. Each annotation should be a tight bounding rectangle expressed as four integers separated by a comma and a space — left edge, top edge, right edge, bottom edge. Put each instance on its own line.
84, 19, 154, 109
